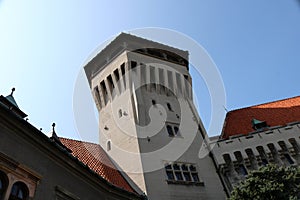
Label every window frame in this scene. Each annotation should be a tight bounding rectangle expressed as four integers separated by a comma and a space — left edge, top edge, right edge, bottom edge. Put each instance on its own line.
164, 163, 203, 186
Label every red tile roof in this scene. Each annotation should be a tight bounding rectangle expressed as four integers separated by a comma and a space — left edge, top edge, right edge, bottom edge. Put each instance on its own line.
60, 138, 136, 193
221, 96, 300, 139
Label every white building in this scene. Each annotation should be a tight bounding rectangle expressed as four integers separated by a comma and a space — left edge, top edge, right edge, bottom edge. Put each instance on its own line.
84, 33, 226, 200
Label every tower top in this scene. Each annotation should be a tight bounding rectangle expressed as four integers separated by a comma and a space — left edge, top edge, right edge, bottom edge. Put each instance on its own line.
84, 33, 189, 87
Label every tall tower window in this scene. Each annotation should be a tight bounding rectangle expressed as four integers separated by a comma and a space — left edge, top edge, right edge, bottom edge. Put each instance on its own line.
167, 125, 174, 137
114, 69, 120, 84
94, 86, 101, 108
174, 126, 179, 136
166, 124, 180, 137
120, 63, 126, 88
107, 75, 114, 90
100, 81, 108, 104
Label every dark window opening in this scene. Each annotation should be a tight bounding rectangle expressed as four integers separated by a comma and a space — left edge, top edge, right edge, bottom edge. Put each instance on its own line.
278, 141, 288, 151
120, 63, 126, 88
181, 164, 188, 171
114, 69, 120, 82
131, 61, 137, 69
167, 125, 174, 137
184, 75, 189, 81
165, 163, 201, 185
0, 171, 8, 200
175, 172, 183, 181
239, 164, 248, 176
167, 103, 173, 111
174, 126, 179, 136
190, 165, 196, 171
284, 154, 294, 164
257, 146, 268, 166
234, 151, 243, 163
152, 100, 156, 105
100, 81, 108, 104
223, 154, 232, 165
120, 63, 125, 75
9, 182, 29, 200
173, 164, 180, 170
166, 171, 174, 180
94, 86, 101, 106
107, 141, 111, 151
192, 173, 199, 182
289, 138, 300, 153
107, 75, 114, 89
165, 165, 172, 170
183, 172, 191, 181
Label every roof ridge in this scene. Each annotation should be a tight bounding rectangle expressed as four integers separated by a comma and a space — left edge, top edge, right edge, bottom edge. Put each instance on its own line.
228, 95, 300, 113
59, 137, 99, 146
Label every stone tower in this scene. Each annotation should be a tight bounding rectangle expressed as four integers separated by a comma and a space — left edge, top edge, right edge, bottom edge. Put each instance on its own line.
84, 33, 225, 199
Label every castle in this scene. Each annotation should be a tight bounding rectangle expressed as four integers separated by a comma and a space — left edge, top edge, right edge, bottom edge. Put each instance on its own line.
0, 33, 299, 199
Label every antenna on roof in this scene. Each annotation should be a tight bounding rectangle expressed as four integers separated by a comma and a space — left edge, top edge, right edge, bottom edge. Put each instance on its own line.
10, 88, 15, 96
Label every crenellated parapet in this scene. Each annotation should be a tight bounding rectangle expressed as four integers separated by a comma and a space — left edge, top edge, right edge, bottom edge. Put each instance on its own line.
211, 121, 300, 192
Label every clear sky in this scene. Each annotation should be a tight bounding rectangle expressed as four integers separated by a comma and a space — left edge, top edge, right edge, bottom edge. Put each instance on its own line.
0, 1, 299, 142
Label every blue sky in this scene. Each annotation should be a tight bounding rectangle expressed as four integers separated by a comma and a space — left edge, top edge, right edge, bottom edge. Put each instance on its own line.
0, 1, 299, 141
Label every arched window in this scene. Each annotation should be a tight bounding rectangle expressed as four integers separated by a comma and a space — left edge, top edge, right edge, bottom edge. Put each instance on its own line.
0, 171, 8, 200
9, 182, 29, 200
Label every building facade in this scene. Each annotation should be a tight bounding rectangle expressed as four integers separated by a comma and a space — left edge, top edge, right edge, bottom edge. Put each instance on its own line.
84, 33, 226, 200
0, 91, 143, 200
211, 96, 300, 194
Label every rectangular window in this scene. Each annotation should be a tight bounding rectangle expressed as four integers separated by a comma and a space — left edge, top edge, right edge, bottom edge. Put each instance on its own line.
107, 75, 114, 89
166, 123, 180, 137
100, 81, 108, 104
167, 70, 173, 95
94, 86, 101, 107
175, 172, 183, 181
114, 69, 120, 82
165, 163, 202, 185
121, 63, 126, 88
183, 172, 192, 181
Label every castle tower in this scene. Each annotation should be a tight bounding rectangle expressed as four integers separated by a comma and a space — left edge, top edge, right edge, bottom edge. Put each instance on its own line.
84, 33, 225, 199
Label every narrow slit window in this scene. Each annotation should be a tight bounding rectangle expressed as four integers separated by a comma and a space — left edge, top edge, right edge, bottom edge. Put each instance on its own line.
174, 126, 179, 136
284, 154, 294, 164
114, 69, 120, 82
94, 86, 101, 106
167, 103, 173, 111
167, 125, 174, 137
107, 141, 111, 151
107, 75, 114, 89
